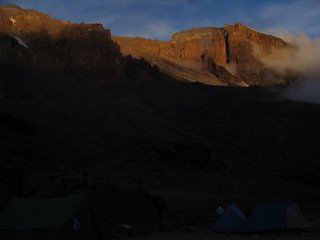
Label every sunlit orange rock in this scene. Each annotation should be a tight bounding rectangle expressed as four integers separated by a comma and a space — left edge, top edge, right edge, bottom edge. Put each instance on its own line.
0, 4, 122, 76
113, 23, 295, 86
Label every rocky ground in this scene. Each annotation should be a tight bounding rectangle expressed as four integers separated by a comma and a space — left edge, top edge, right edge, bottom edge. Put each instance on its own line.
1, 63, 320, 238
122, 230, 320, 240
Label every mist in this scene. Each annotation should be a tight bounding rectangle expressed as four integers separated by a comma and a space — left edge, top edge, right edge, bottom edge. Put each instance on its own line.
260, 32, 320, 104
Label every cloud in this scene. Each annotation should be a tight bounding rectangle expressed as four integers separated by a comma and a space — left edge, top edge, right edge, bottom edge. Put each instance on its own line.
122, 20, 177, 39
139, 22, 177, 39
284, 35, 320, 104
259, 33, 320, 74
258, 32, 320, 104
286, 76, 320, 104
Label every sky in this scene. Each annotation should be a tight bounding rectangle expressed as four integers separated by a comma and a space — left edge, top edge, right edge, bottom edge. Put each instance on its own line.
1, 0, 320, 40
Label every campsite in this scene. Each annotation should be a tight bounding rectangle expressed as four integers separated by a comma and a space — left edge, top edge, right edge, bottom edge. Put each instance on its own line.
1, 193, 320, 240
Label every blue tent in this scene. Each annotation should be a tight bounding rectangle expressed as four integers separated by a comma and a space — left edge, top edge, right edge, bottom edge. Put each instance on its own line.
239, 202, 309, 232
214, 204, 247, 232
214, 202, 309, 233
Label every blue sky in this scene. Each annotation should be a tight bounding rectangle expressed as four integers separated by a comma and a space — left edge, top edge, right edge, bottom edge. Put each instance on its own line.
2, 0, 320, 40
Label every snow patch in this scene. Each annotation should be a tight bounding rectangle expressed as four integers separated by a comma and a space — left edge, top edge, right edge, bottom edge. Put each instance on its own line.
238, 81, 250, 87
9, 34, 29, 48
9, 17, 17, 25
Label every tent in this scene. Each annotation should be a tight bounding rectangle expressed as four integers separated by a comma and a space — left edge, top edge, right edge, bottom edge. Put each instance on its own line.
241, 202, 310, 232
214, 204, 247, 232
0, 194, 97, 240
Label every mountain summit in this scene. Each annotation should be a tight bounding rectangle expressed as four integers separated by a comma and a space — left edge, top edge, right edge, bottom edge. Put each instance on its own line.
0, 5, 123, 77
114, 23, 296, 86
0, 5, 297, 86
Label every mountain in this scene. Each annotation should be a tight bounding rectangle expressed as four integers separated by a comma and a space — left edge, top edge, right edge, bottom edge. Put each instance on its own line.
0, 5, 320, 236
114, 23, 296, 86
1, 5, 296, 86
0, 4, 124, 78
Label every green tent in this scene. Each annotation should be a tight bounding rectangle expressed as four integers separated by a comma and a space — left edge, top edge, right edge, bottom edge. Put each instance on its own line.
0, 194, 96, 240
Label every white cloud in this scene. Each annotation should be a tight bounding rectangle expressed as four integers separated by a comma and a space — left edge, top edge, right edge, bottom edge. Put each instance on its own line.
258, 31, 320, 104
126, 21, 177, 39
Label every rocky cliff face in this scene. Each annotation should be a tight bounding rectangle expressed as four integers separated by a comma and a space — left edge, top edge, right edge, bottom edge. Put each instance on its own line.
0, 5, 296, 86
0, 5, 122, 77
0, 4, 71, 35
114, 23, 296, 86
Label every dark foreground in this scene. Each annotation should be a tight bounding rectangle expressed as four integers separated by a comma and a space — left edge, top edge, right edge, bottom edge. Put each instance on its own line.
0, 64, 320, 238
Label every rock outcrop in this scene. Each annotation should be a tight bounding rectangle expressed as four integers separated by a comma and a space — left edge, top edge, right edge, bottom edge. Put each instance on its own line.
0, 4, 122, 77
0, 5, 296, 86
114, 23, 296, 86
